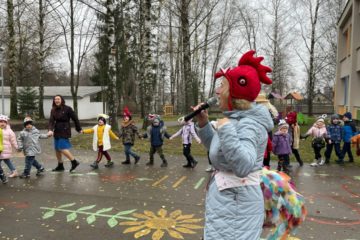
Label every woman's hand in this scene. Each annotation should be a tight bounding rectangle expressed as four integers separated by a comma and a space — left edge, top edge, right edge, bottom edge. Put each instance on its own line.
191, 103, 208, 128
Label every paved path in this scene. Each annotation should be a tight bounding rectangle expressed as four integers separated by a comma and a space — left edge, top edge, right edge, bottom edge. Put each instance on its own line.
0, 135, 360, 239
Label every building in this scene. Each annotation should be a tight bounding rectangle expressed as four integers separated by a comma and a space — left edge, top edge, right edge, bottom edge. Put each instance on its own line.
0, 86, 105, 120
334, 0, 360, 119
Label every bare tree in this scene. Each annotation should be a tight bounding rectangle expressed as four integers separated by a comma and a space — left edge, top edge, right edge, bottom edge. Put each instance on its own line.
7, 0, 18, 118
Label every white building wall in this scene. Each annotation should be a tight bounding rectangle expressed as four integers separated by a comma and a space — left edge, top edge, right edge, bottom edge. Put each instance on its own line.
1, 97, 103, 120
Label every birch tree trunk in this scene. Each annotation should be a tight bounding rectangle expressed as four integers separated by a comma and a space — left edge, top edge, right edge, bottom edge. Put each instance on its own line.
38, 0, 45, 119
7, 0, 18, 118
106, 0, 119, 132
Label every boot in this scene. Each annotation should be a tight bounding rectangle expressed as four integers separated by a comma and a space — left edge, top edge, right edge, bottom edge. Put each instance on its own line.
183, 160, 192, 168
192, 160, 198, 168
134, 156, 140, 164
104, 161, 114, 167
9, 170, 18, 178
160, 159, 168, 167
122, 156, 131, 164
298, 159, 304, 167
90, 161, 99, 169
70, 160, 80, 172
0, 174, 8, 184
52, 163, 65, 172
36, 167, 45, 176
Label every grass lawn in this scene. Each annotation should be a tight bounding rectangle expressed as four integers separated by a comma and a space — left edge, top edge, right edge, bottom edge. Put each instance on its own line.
71, 116, 360, 166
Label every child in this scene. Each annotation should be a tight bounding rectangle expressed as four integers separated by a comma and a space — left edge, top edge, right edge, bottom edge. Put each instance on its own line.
286, 111, 303, 166
143, 115, 170, 167
82, 114, 119, 169
255, 92, 279, 168
119, 107, 142, 164
325, 114, 343, 164
17, 117, 49, 178
0, 114, 19, 178
170, 119, 201, 168
0, 127, 8, 183
302, 116, 328, 166
340, 112, 357, 163
272, 120, 292, 174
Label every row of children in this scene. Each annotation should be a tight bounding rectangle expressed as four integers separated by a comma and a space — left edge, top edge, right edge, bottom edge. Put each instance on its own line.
0, 115, 49, 183
86, 108, 201, 169
0, 108, 201, 184
271, 111, 357, 174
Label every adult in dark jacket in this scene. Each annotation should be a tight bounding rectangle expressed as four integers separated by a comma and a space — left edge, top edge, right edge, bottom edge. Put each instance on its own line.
48, 95, 82, 172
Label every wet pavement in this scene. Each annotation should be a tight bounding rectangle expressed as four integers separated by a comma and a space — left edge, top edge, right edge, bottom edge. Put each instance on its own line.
0, 136, 360, 240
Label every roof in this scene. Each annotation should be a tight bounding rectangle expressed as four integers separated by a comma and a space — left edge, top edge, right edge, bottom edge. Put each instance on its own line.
268, 92, 284, 99
284, 92, 303, 101
1, 86, 103, 99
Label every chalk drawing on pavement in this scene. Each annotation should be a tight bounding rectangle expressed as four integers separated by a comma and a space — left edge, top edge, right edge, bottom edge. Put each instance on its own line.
40, 202, 137, 228
119, 208, 203, 240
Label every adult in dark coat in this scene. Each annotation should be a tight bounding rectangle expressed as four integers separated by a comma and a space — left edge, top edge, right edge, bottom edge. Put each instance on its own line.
48, 95, 82, 172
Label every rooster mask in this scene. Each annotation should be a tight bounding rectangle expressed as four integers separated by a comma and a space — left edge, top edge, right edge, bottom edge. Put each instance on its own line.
214, 50, 272, 110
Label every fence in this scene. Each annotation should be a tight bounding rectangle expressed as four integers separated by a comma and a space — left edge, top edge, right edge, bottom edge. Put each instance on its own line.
273, 104, 334, 115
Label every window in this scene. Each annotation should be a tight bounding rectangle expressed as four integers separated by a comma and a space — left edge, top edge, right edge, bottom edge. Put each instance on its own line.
345, 25, 352, 56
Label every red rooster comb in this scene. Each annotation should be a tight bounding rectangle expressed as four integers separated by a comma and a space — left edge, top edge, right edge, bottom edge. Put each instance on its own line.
123, 106, 132, 118
238, 50, 272, 85
213, 50, 273, 110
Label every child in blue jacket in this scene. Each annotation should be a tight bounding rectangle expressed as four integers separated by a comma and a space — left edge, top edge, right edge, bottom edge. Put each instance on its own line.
340, 112, 357, 163
325, 114, 343, 164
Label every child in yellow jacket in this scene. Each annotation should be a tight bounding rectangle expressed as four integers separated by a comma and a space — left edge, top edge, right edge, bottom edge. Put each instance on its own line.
82, 114, 119, 169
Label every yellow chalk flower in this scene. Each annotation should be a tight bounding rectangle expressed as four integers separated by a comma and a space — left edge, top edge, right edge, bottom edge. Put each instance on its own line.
120, 209, 203, 240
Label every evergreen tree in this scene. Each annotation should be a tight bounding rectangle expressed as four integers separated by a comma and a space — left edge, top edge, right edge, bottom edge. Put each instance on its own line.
17, 86, 39, 118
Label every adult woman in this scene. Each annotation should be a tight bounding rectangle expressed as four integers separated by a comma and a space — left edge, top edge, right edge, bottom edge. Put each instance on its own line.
196, 50, 274, 239
48, 95, 82, 172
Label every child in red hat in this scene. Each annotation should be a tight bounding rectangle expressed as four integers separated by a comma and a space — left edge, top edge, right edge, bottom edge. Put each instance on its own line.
119, 107, 142, 164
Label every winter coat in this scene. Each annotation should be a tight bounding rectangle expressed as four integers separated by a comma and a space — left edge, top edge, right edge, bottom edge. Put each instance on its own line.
288, 123, 300, 149
0, 125, 18, 159
272, 131, 292, 155
327, 124, 343, 143
305, 124, 327, 139
143, 122, 170, 147
48, 105, 82, 138
343, 120, 356, 142
119, 120, 141, 145
170, 121, 200, 144
83, 124, 119, 151
17, 126, 48, 156
197, 104, 274, 240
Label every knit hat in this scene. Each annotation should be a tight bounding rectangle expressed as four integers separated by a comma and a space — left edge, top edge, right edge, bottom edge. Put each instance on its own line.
23, 117, 33, 126
214, 50, 272, 110
285, 112, 297, 125
123, 107, 132, 119
278, 119, 289, 130
97, 113, 109, 124
343, 112, 352, 120
330, 114, 340, 122
316, 114, 326, 124
0, 114, 9, 122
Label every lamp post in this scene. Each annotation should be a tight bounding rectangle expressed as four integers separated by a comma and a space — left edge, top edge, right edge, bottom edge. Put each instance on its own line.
0, 47, 4, 114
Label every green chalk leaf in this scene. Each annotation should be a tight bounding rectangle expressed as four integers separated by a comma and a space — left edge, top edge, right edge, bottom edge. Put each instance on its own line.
77, 205, 96, 211
115, 209, 137, 216
42, 210, 55, 219
107, 217, 118, 228
96, 207, 113, 214
87, 215, 96, 224
67, 212, 77, 222
58, 203, 76, 209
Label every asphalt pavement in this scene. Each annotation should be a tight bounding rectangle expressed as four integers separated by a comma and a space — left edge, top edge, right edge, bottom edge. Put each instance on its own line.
0, 134, 360, 240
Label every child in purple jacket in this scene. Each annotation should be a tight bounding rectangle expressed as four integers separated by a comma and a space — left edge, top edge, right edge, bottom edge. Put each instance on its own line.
272, 120, 292, 174
170, 119, 201, 168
